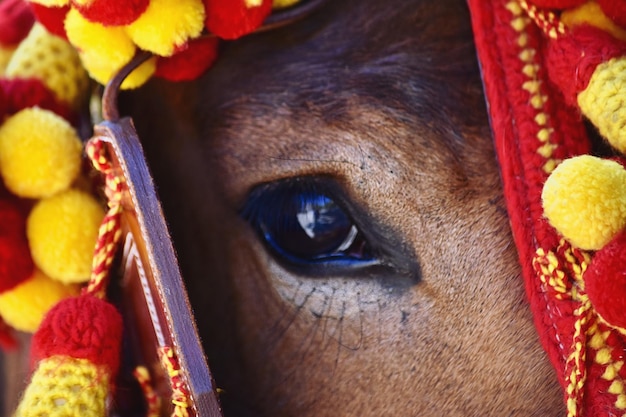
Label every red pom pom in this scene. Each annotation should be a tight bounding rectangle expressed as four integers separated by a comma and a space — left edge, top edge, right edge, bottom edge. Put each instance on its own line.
32, 295, 123, 373
204, 0, 272, 40
0, 83, 7, 117
585, 231, 626, 330
29, 2, 69, 40
598, 0, 626, 29
526, 0, 585, 8
0, 0, 35, 46
0, 78, 73, 120
0, 316, 17, 351
0, 200, 34, 294
71, 0, 149, 26
155, 37, 219, 81
547, 25, 626, 107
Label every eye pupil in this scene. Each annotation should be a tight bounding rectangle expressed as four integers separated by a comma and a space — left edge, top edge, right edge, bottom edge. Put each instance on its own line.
263, 194, 353, 259
242, 179, 374, 266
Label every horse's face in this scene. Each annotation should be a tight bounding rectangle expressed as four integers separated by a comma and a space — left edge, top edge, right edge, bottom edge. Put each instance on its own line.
127, 0, 565, 415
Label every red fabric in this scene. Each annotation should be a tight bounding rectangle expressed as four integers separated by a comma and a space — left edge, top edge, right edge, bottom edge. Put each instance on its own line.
526, 0, 585, 8
0, 199, 33, 294
585, 231, 626, 330
32, 295, 123, 374
155, 36, 219, 81
547, 25, 626, 107
0, 0, 35, 46
0, 78, 73, 121
598, 0, 626, 29
71, 0, 149, 26
204, 0, 272, 40
29, 2, 69, 40
466, 0, 626, 414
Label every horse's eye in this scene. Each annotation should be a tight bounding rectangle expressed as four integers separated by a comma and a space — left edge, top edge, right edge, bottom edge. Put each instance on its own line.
242, 179, 377, 270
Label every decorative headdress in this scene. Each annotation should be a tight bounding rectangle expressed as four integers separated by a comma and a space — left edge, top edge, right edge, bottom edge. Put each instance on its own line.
469, 1, 626, 415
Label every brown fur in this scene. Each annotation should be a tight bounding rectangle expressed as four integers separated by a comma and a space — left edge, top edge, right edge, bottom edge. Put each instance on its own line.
1, 0, 565, 415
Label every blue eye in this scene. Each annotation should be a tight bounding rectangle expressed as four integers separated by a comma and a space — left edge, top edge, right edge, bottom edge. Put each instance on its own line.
242, 179, 376, 268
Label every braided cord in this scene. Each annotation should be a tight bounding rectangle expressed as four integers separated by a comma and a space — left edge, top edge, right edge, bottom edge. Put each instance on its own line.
159, 346, 192, 417
518, 0, 566, 39
85, 137, 124, 298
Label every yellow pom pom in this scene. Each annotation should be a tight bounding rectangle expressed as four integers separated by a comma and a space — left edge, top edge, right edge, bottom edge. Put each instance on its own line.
28, 0, 69, 7
578, 56, 626, 154
273, 0, 301, 8
125, 0, 205, 57
27, 189, 105, 284
0, 269, 78, 332
65, 8, 157, 88
80, 51, 157, 90
0, 45, 16, 75
542, 155, 626, 250
14, 356, 108, 417
5, 24, 89, 108
0, 107, 82, 198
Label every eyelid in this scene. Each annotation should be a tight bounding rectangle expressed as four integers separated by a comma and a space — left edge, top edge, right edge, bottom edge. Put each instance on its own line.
240, 176, 378, 271
240, 176, 421, 285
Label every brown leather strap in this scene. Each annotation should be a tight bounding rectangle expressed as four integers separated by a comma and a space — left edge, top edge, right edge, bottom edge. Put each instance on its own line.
94, 119, 223, 417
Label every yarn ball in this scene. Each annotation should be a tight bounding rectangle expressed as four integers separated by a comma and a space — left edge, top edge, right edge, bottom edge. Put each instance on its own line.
125, 0, 205, 57
5, 23, 89, 107
27, 189, 105, 284
0, 107, 82, 198
0, 78, 73, 120
71, 0, 149, 26
82, 51, 157, 90
584, 231, 626, 331
65, 9, 135, 74
546, 25, 626, 108
0, 200, 33, 294
0, 268, 78, 332
155, 36, 219, 81
29, 3, 69, 40
542, 155, 626, 250
0, 0, 35, 46
31, 294, 123, 373
204, 0, 272, 40
578, 55, 626, 154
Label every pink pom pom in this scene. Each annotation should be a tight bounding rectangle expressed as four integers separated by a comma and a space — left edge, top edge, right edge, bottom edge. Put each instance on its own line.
585, 231, 626, 331
155, 36, 219, 81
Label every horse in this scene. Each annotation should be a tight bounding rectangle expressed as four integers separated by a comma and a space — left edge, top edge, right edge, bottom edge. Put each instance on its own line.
1, 0, 567, 415
120, 0, 567, 415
